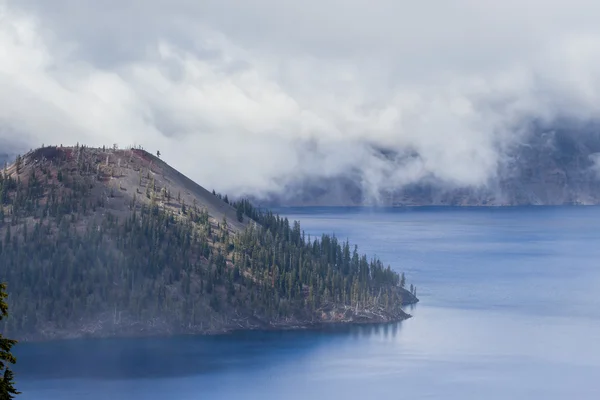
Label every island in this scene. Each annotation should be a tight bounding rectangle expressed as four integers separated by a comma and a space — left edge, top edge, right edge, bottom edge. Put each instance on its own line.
0, 145, 418, 341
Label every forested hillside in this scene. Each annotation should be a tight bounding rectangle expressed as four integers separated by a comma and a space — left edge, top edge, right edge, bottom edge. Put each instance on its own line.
0, 145, 417, 341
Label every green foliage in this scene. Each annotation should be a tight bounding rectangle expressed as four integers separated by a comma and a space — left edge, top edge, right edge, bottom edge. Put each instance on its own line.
232, 209, 404, 317
0, 283, 19, 399
236, 206, 243, 223
0, 146, 413, 340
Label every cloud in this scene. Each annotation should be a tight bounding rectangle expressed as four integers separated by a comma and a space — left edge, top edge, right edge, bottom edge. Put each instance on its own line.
3, 0, 600, 199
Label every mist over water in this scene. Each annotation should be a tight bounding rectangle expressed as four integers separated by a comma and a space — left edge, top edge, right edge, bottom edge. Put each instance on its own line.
14, 206, 600, 399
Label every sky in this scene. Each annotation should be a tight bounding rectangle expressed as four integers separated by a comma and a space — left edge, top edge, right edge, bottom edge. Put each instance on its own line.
2, 0, 600, 198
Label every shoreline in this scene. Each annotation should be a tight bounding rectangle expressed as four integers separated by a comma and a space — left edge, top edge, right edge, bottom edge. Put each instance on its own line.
14, 303, 416, 343
15, 317, 413, 344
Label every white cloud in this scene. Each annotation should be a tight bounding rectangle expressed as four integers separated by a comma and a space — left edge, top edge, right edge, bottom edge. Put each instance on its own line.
3, 0, 600, 198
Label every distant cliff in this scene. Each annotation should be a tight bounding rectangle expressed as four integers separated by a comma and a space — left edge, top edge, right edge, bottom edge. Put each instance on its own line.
253, 125, 600, 206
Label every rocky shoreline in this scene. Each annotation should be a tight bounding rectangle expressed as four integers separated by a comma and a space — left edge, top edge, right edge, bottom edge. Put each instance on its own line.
15, 290, 418, 342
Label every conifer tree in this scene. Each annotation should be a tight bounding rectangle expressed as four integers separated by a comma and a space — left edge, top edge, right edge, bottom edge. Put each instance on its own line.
0, 282, 19, 399
14, 156, 21, 175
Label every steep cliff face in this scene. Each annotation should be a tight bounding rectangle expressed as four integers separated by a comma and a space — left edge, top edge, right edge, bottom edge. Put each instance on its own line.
494, 128, 600, 205
256, 126, 600, 206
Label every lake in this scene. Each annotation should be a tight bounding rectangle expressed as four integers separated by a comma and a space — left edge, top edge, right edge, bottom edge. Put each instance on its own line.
13, 206, 600, 399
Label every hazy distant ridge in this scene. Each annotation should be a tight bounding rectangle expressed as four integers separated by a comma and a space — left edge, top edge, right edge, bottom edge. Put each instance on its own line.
255, 125, 600, 206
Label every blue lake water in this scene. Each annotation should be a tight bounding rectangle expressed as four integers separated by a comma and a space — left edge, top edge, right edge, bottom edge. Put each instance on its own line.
13, 207, 600, 399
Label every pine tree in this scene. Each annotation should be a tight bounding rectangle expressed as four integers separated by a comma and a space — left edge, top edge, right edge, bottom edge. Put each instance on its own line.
14, 156, 21, 175
0, 282, 19, 399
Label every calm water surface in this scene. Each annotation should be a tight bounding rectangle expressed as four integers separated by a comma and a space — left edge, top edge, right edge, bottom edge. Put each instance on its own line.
14, 207, 600, 399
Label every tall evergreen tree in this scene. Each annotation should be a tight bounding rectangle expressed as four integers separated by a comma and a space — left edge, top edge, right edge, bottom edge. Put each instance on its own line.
236, 205, 244, 222
0, 282, 19, 399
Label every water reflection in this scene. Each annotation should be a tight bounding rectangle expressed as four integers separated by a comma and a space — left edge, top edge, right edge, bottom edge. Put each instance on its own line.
15, 320, 406, 382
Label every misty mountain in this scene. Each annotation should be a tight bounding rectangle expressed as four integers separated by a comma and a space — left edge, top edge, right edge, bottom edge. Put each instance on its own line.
255, 124, 600, 206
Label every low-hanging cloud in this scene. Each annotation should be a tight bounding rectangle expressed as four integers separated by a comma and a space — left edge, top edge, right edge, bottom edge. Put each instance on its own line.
3, 0, 600, 200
